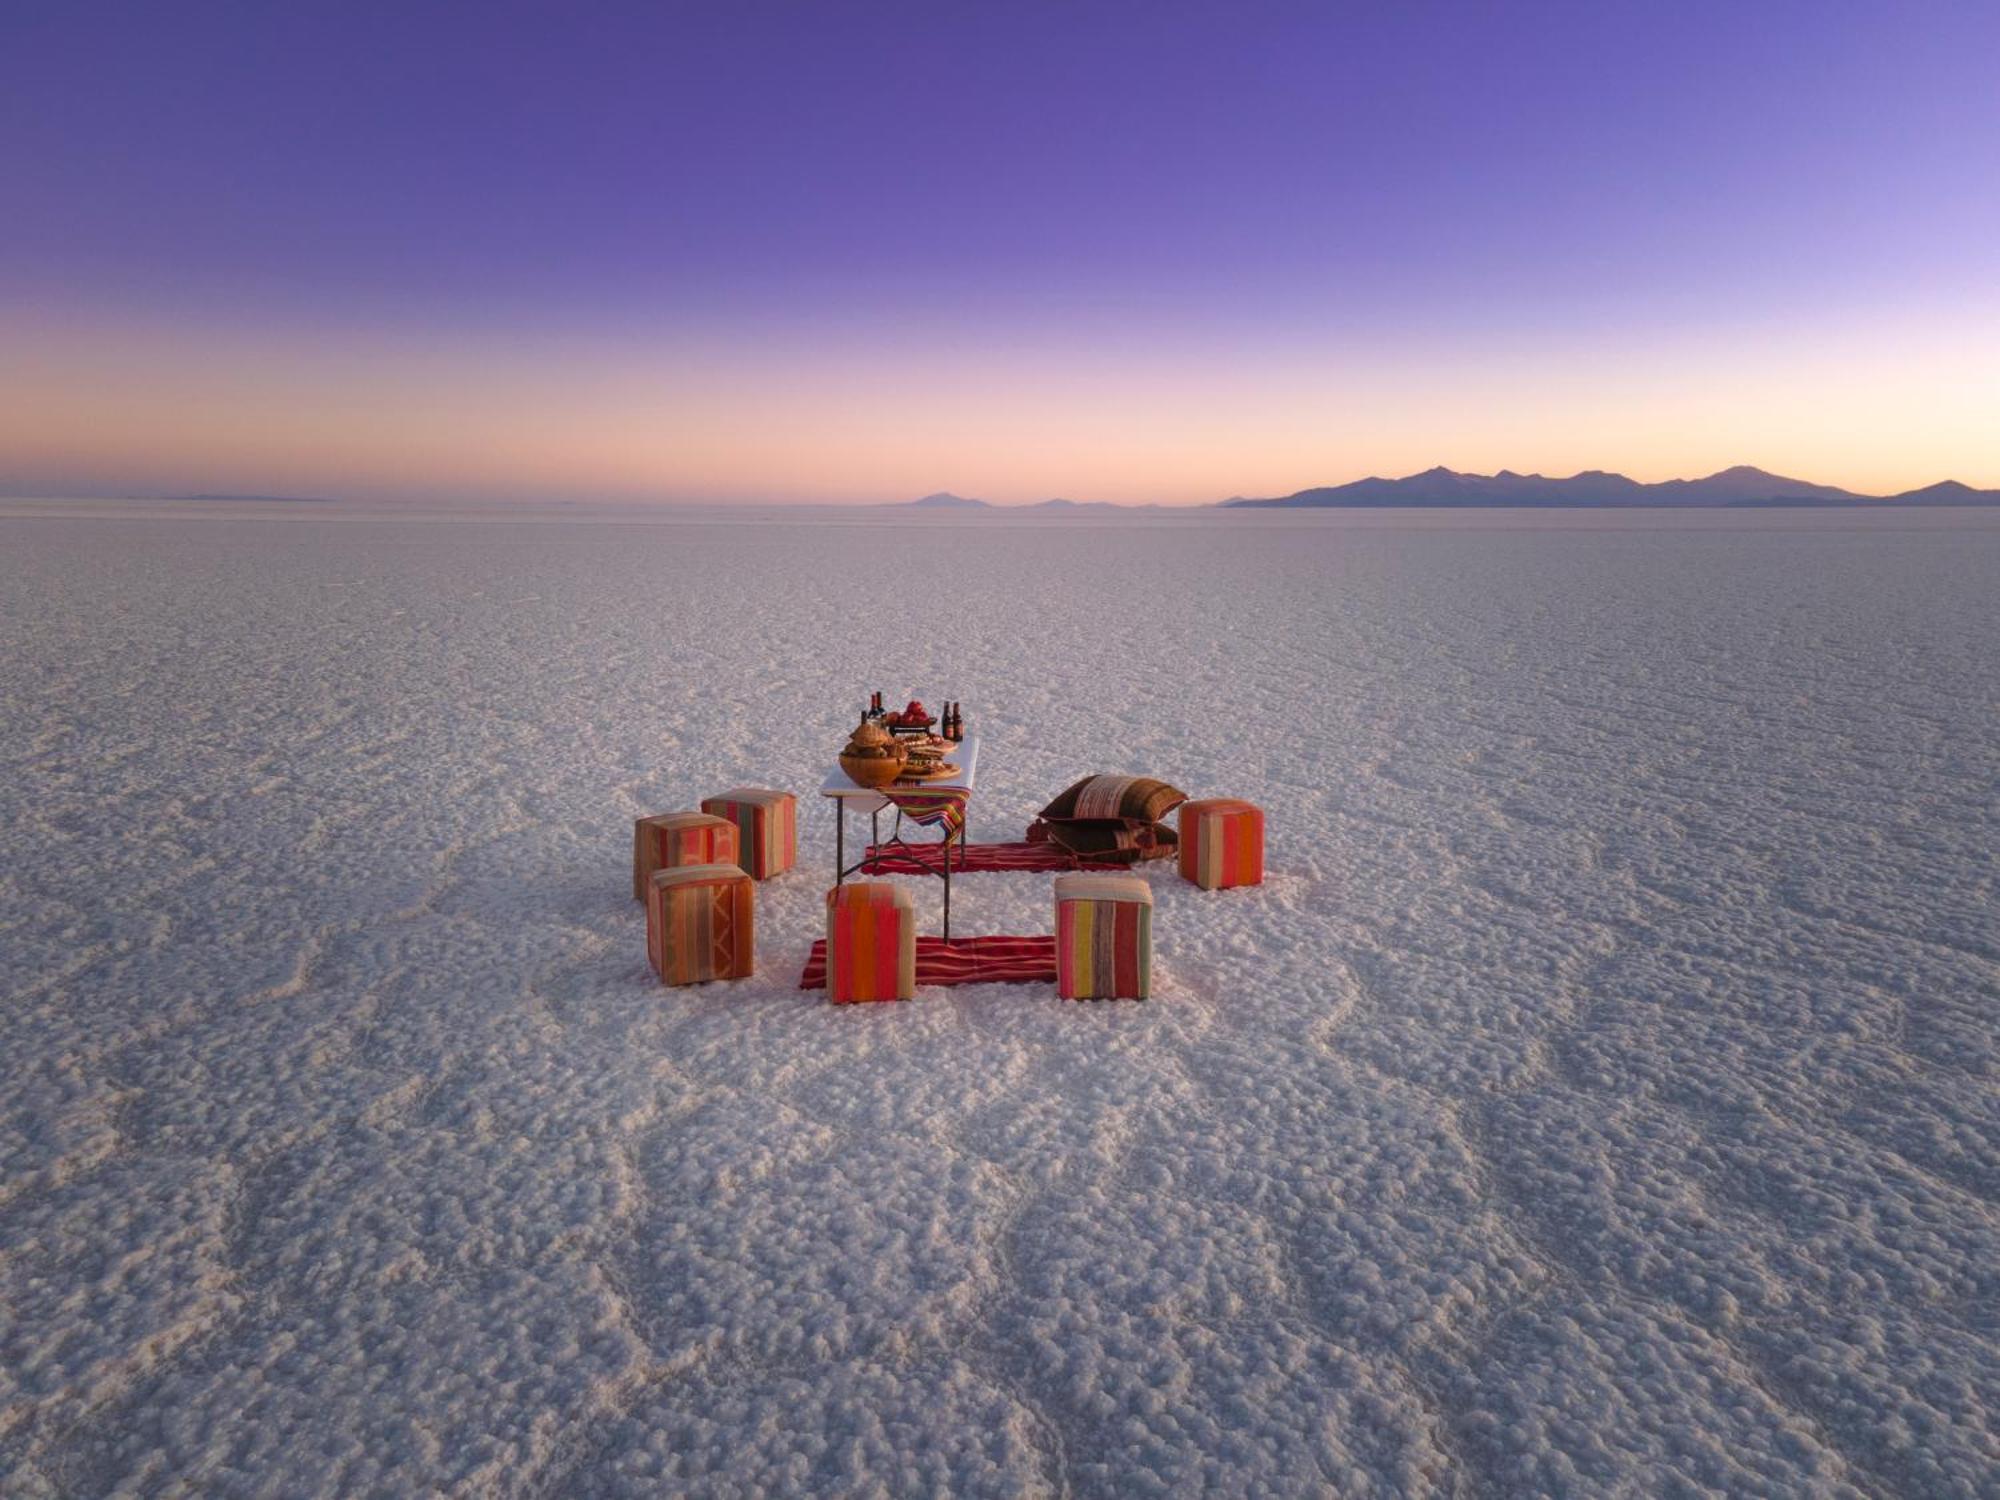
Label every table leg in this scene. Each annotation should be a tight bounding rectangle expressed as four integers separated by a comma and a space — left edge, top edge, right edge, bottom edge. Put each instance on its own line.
835, 799, 845, 886
943, 827, 951, 939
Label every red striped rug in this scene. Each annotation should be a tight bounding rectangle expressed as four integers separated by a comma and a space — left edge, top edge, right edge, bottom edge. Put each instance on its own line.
799, 934, 1058, 990
856, 841, 1129, 875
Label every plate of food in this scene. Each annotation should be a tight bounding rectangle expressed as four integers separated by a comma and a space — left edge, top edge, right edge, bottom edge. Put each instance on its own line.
896, 761, 961, 782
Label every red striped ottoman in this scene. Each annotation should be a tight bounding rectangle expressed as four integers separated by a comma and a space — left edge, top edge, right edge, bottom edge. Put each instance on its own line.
700, 787, 798, 880
1177, 798, 1265, 890
825, 882, 917, 1003
647, 863, 755, 985
633, 812, 739, 901
1054, 873, 1153, 1001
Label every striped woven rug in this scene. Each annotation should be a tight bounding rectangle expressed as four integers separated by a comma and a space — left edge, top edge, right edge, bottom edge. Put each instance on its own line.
856, 841, 1128, 875
798, 934, 1057, 989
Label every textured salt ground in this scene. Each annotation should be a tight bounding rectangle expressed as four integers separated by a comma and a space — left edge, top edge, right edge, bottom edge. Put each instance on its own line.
1, 506, 1996, 1498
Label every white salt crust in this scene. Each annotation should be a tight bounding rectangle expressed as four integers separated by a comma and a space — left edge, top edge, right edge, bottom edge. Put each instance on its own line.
1, 505, 1995, 1497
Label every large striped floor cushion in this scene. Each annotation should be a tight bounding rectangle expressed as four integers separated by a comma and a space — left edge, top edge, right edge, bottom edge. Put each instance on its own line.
700, 786, 798, 880
1054, 872, 1153, 1001
1033, 818, 1178, 865
825, 882, 918, 1003
1039, 774, 1187, 825
646, 863, 755, 985
633, 812, 739, 901
1178, 798, 1265, 890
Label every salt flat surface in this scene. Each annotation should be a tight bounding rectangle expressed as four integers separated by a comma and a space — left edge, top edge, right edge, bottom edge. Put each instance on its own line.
2, 507, 1996, 1497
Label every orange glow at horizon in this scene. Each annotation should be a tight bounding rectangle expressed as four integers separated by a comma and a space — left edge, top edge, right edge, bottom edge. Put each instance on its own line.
4, 300, 1997, 504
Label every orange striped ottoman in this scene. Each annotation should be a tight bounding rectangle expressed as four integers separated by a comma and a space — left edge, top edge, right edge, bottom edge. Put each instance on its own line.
633, 812, 739, 901
825, 882, 917, 1003
700, 787, 798, 880
1054, 873, 1153, 1001
646, 863, 755, 985
1177, 798, 1264, 890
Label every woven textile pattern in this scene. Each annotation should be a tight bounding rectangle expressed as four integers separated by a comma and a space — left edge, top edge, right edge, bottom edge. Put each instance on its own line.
825, 881, 918, 1003
1035, 818, 1178, 863
701, 787, 797, 880
859, 840, 1129, 875
646, 863, 754, 984
1040, 774, 1187, 825
1178, 798, 1265, 890
882, 785, 970, 841
798, 934, 1056, 989
1074, 774, 1139, 820
633, 812, 739, 900
1055, 874, 1153, 1000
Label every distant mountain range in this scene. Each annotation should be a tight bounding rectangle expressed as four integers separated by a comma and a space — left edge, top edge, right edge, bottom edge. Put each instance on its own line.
903, 491, 1157, 512
164, 492, 337, 503
904, 470, 2000, 510
1220, 466, 2000, 509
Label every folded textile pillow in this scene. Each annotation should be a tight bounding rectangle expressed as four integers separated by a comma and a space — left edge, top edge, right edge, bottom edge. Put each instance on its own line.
1038, 819, 1178, 864
1032, 775, 1188, 864
1039, 775, 1188, 826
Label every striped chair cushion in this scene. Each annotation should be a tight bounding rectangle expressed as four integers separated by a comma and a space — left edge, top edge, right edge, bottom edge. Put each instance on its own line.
647, 863, 755, 985
1054, 872, 1153, 1001
1177, 799, 1264, 890
826, 882, 918, 1003
1039, 775, 1187, 826
701, 787, 798, 880
633, 812, 739, 900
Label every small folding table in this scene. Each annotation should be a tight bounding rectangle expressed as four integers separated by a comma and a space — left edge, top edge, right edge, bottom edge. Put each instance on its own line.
820, 736, 980, 938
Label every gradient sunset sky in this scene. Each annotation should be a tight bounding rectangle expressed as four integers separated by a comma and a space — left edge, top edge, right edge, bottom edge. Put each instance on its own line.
5, 1, 1997, 505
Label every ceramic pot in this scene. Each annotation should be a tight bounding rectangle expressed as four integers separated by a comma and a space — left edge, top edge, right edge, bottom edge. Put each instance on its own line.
840, 716, 907, 787
839, 747, 905, 788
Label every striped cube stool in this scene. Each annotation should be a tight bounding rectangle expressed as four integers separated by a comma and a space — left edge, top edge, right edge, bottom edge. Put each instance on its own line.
1177, 798, 1265, 891
700, 787, 798, 880
646, 863, 754, 985
825, 882, 917, 1003
633, 812, 738, 901
1054, 873, 1153, 1001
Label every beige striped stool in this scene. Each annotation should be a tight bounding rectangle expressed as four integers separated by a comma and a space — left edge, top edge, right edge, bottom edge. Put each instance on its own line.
825, 882, 918, 1003
647, 863, 755, 985
1054, 872, 1153, 1001
700, 787, 798, 880
1177, 799, 1265, 890
633, 812, 738, 900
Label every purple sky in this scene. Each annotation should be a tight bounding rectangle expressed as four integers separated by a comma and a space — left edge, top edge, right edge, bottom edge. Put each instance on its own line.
5, 1, 1998, 502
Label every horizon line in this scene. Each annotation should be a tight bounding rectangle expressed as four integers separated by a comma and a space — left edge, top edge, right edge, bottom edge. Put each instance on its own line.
5, 462, 1998, 511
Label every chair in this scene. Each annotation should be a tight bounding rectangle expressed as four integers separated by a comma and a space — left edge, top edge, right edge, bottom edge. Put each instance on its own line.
1177, 798, 1264, 890
825, 882, 917, 1002
633, 811, 738, 900
646, 863, 754, 984
700, 787, 798, 880
1054, 872, 1153, 1000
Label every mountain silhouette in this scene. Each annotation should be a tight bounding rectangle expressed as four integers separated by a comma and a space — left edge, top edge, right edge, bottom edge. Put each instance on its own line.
1221, 466, 1999, 508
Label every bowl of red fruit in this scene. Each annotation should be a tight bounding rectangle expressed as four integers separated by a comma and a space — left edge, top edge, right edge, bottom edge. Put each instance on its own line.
886, 699, 937, 736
